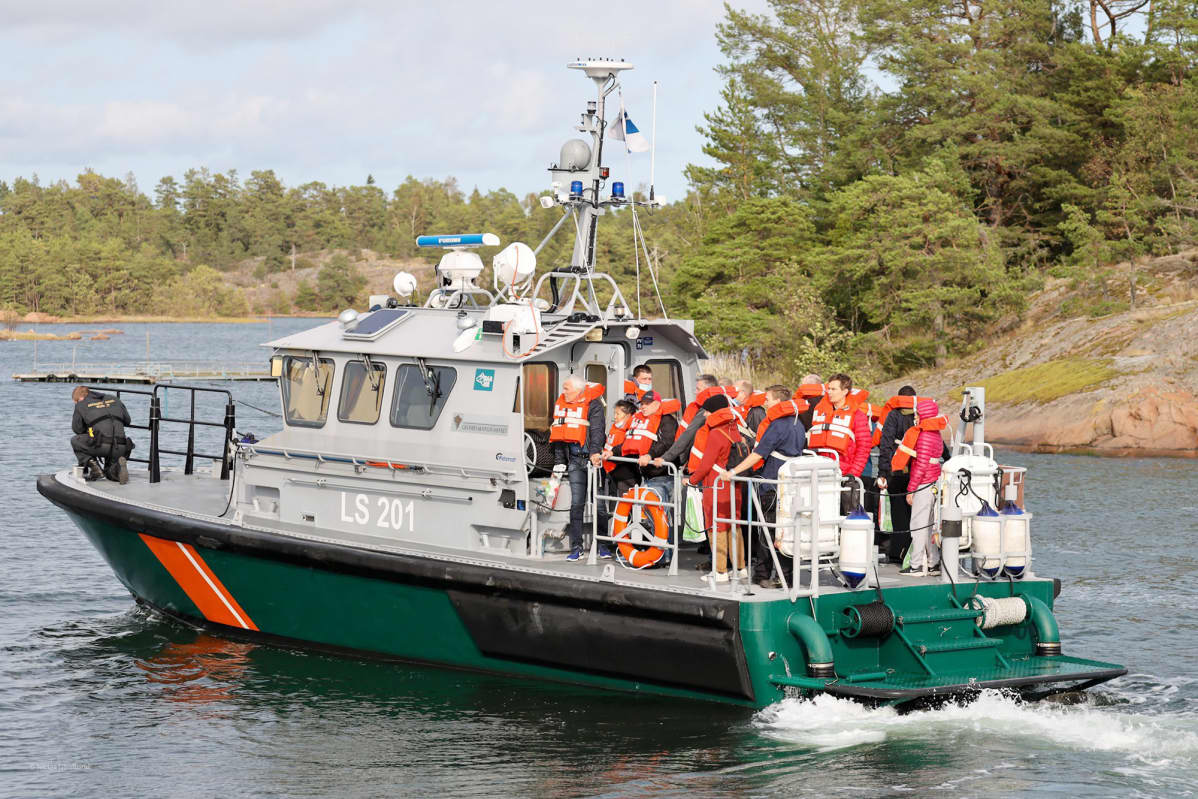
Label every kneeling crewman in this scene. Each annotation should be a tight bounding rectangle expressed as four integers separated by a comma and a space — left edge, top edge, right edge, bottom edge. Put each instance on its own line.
71, 386, 134, 483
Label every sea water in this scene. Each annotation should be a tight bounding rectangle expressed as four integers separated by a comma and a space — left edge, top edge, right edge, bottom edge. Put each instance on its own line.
1, 321, 1195, 798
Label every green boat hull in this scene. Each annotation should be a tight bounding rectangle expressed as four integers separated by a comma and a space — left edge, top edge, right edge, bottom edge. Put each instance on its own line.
40, 474, 1126, 708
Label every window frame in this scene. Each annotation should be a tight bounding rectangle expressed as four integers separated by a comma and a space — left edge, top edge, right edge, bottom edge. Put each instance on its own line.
644, 358, 685, 405
389, 362, 458, 431
337, 358, 388, 426
514, 361, 558, 433
280, 355, 336, 429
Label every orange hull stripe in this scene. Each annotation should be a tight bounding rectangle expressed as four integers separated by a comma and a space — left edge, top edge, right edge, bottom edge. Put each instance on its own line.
139, 534, 259, 631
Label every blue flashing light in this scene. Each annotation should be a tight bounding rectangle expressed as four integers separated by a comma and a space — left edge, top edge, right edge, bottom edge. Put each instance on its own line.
569, 180, 584, 197
611, 181, 625, 198
416, 233, 500, 248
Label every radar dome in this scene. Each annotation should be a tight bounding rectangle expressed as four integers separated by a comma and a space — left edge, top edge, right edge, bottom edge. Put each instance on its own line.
559, 139, 591, 171
392, 271, 418, 298
493, 242, 536, 286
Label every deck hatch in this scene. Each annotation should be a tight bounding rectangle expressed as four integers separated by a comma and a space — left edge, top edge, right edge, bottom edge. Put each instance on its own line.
344, 309, 412, 340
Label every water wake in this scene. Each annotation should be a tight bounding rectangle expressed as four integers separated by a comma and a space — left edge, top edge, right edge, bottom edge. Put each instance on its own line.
754, 689, 1198, 768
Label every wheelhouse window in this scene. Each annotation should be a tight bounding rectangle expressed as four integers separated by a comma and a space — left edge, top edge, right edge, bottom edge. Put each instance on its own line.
390, 363, 457, 430
645, 359, 684, 403
515, 362, 557, 432
338, 359, 387, 425
281, 356, 334, 428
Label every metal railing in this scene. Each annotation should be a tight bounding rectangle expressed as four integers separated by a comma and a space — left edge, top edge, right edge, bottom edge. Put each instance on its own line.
84, 383, 236, 483
586, 457, 683, 576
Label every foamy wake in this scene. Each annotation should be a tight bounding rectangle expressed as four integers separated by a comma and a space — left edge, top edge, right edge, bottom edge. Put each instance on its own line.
754, 690, 1198, 767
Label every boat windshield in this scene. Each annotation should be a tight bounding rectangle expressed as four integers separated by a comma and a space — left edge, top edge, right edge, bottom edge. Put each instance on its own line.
281, 356, 334, 427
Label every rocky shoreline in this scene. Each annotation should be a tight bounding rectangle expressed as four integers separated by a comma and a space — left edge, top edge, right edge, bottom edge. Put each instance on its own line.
879, 252, 1198, 458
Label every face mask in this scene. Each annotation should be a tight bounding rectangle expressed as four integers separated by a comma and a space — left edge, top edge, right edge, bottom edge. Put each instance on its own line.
637, 381, 652, 392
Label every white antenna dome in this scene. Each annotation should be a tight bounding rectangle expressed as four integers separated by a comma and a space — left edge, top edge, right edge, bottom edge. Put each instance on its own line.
493, 242, 536, 286
559, 139, 591, 171
437, 250, 484, 288
392, 271, 418, 298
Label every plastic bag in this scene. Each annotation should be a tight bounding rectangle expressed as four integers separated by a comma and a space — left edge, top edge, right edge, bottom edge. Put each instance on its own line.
683, 488, 706, 542
878, 490, 892, 532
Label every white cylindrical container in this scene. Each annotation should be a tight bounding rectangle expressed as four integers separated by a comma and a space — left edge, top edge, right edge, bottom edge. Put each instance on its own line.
1000, 502, 1032, 578
838, 507, 873, 588
971, 503, 1004, 578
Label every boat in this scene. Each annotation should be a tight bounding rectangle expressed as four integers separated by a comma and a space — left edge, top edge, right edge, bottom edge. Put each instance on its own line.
38, 59, 1126, 709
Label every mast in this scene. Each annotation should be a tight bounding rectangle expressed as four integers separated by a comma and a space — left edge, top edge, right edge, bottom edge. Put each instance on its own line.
562, 60, 632, 272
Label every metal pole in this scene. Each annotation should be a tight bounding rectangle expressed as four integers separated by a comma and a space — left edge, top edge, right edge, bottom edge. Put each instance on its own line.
221, 397, 235, 480
649, 80, 658, 203
149, 395, 161, 484
184, 390, 196, 475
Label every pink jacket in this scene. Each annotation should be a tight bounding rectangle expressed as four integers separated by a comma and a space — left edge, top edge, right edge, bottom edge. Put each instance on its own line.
907, 399, 945, 489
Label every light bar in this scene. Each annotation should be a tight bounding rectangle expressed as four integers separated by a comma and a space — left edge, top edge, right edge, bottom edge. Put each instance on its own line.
416, 233, 500, 248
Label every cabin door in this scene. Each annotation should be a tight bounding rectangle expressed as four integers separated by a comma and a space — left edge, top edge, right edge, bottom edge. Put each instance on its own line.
574, 342, 626, 409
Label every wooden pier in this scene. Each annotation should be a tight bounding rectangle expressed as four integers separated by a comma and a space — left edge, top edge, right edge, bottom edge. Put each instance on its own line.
12, 360, 273, 384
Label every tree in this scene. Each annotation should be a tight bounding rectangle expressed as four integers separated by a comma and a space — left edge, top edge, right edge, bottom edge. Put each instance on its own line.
814, 154, 1022, 369
316, 254, 365, 309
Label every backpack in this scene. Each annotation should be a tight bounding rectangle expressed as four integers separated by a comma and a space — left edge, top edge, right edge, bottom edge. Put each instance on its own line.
723, 429, 752, 472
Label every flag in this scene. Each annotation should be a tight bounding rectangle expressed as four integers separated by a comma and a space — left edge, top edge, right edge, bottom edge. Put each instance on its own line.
608, 101, 649, 153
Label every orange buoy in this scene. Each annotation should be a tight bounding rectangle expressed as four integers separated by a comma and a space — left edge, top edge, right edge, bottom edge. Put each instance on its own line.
612, 486, 669, 569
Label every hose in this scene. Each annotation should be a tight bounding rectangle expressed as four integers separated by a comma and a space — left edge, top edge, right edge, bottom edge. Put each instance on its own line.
787, 613, 835, 678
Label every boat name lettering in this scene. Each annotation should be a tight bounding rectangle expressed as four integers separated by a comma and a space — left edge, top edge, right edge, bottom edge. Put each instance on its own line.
339, 492, 415, 532
495, 453, 518, 463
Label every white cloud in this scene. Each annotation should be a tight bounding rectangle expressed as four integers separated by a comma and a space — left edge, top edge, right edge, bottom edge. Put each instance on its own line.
0, 0, 771, 197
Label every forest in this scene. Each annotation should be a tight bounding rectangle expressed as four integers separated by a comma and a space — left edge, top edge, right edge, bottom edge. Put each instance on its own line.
1, 0, 1194, 382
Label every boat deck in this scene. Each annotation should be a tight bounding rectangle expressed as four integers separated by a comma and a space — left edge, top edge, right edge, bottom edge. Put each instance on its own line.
56, 468, 957, 602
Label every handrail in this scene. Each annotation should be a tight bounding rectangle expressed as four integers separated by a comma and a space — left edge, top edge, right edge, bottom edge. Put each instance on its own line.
153, 384, 235, 482
242, 442, 516, 482
586, 457, 682, 577
711, 459, 851, 601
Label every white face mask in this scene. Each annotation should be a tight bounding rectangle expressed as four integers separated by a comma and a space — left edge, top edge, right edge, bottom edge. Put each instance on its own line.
637, 381, 652, 392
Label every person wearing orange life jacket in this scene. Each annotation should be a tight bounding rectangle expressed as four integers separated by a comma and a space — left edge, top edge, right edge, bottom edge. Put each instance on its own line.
687, 394, 747, 583
792, 373, 824, 431
734, 379, 768, 435
622, 363, 655, 404
601, 399, 639, 500
550, 375, 612, 562
900, 398, 948, 576
807, 373, 873, 513
618, 390, 682, 564
876, 385, 918, 562
725, 385, 807, 588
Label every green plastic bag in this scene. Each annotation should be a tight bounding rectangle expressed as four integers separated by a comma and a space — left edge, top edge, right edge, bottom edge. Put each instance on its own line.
683, 487, 706, 542
878, 491, 893, 533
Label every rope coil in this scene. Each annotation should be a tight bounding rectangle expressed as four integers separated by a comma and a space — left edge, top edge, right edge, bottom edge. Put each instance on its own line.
969, 595, 1028, 630
842, 601, 895, 639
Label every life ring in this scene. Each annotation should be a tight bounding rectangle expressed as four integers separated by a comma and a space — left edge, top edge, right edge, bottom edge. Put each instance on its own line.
612, 486, 669, 569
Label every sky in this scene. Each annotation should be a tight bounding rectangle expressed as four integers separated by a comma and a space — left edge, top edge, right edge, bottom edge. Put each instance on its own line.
1, 0, 771, 204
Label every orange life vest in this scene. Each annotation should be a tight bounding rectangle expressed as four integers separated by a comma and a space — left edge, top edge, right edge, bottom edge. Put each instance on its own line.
793, 383, 825, 403
622, 398, 682, 456
755, 399, 806, 446
680, 385, 734, 431
548, 382, 605, 445
871, 394, 924, 447
603, 415, 633, 472
807, 397, 859, 457
622, 378, 653, 403
742, 391, 767, 410
891, 414, 948, 472
687, 407, 737, 473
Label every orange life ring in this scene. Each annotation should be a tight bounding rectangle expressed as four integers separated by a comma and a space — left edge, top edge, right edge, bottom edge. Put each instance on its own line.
612, 486, 669, 569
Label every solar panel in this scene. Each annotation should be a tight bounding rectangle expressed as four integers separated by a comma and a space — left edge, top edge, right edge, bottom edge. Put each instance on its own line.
343, 308, 411, 340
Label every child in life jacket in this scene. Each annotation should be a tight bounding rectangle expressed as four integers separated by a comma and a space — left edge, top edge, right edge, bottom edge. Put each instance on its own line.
902, 398, 945, 576
688, 394, 748, 583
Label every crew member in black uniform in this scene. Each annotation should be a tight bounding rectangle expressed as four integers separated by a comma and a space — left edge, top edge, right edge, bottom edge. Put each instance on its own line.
71, 386, 133, 483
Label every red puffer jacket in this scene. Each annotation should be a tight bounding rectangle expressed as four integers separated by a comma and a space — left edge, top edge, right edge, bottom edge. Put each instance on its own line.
908, 398, 945, 489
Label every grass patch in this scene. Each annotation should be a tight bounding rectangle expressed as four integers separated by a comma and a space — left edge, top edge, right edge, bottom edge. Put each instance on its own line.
949, 357, 1120, 404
